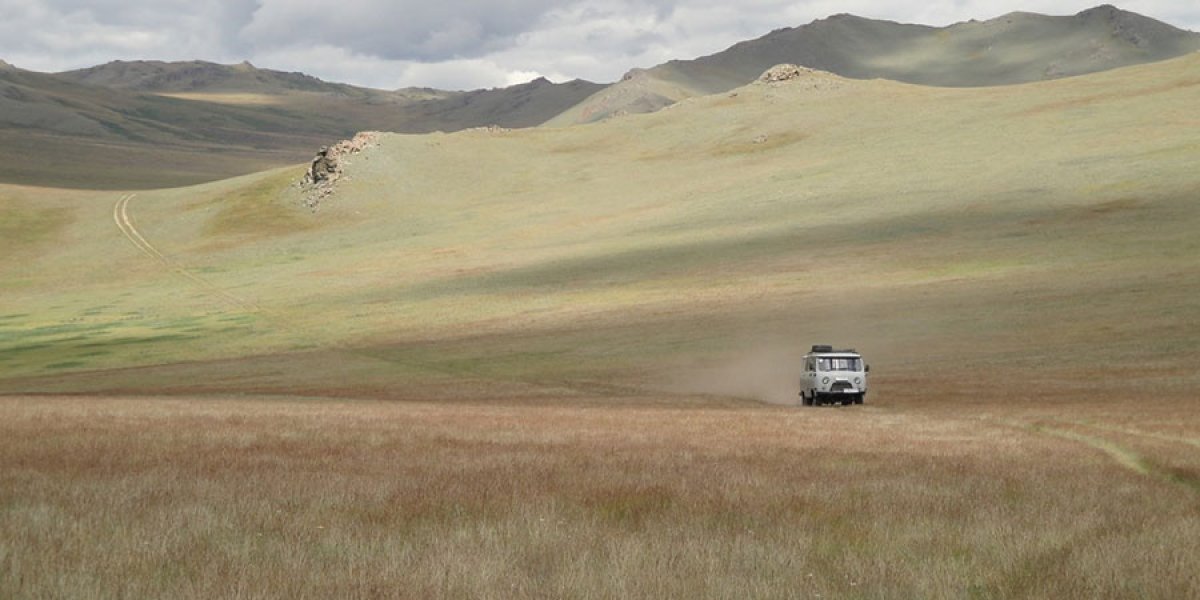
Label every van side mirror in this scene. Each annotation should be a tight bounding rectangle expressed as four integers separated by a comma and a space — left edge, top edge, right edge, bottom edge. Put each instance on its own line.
865, 364, 870, 372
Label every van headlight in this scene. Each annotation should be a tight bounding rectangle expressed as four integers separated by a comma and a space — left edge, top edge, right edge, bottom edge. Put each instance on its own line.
854, 377, 862, 384
822, 377, 830, 384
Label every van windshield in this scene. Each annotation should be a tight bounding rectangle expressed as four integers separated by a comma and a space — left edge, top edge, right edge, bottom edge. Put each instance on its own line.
817, 357, 861, 371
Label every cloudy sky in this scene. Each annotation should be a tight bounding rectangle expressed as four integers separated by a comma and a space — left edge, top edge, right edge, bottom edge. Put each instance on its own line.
1, 1, 1196, 90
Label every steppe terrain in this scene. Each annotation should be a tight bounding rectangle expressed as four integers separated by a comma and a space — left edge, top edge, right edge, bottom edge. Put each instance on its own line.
0, 60, 600, 189
2, 49, 1199, 597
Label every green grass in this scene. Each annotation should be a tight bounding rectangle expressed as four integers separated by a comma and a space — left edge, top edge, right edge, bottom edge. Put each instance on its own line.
0, 194, 73, 255
0, 311, 267, 378
202, 170, 313, 236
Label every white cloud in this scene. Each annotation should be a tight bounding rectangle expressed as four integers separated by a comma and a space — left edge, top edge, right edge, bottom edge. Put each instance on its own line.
249, 44, 549, 91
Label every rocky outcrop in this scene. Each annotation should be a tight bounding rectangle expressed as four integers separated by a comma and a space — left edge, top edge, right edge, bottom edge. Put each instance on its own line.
758, 64, 808, 83
299, 131, 379, 211
755, 64, 845, 92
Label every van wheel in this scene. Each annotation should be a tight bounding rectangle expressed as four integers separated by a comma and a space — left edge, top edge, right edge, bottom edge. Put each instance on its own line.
855, 395, 864, 405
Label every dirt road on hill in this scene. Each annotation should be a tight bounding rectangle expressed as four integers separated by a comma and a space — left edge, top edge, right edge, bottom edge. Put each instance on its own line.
112, 193, 256, 311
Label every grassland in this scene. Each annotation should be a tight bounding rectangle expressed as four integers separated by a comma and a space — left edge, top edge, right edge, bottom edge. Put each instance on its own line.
1, 55, 1199, 597
2, 394, 1198, 599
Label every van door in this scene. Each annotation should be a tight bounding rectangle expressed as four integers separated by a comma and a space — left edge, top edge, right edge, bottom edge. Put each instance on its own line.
803, 356, 816, 394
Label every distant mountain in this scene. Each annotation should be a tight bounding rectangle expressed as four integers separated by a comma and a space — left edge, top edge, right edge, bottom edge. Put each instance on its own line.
51, 59, 605, 132
57, 60, 360, 94
53, 60, 604, 132
6, 4, 1197, 188
548, 4, 1200, 125
0, 61, 601, 188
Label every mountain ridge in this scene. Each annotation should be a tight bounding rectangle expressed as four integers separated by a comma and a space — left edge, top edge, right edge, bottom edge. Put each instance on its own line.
547, 4, 1200, 125
3, 4, 1197, 187
0, 60, 602, 188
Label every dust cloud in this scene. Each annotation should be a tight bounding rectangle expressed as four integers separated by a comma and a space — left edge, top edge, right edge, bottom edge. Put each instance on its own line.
665, 345, 808, 405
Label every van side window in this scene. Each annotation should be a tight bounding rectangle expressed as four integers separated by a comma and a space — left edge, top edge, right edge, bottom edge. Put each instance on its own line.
806, 357, 814, 371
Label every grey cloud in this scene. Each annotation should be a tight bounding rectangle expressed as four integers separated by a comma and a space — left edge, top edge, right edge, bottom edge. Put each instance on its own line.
0, 0, 1196, 90
0, 0, 258, 69
240, 0, 576, 61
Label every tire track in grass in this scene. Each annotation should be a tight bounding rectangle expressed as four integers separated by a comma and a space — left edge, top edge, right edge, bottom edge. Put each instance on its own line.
1006, 419, 1200, 494
1067, 420, 1200, 450
110, 193, 608, 393
113, 193, 259, 312
1033, 426, 1152, 476
111, 192, 445, 380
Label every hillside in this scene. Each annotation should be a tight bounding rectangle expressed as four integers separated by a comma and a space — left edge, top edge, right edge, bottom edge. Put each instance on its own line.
0, 61, 601, 189
1, 53, 1197, 400
57, 60, 368, 95
549, 4, 1200, 125
55, 59, 604, 131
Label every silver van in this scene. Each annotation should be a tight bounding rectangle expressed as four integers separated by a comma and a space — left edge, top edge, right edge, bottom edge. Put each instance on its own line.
800, 345, 868, 406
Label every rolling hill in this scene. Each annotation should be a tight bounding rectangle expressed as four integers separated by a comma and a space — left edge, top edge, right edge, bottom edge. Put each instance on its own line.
548, 4, 1200, 125
0, 60, 601, 189
54, 59, 604, 133
57, 59, 370, 95
1, 52, 1197, 401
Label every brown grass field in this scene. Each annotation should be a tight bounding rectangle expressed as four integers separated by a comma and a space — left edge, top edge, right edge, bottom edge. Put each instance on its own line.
2, 55, 1200, 597
2, 389, 1198, 599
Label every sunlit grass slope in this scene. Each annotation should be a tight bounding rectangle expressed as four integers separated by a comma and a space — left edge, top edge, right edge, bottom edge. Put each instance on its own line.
1, 54, 1198, 400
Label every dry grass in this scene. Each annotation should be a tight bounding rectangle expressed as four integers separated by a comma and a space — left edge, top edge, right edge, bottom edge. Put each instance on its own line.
155, 93, 286, 106
2, 393, 1198, 599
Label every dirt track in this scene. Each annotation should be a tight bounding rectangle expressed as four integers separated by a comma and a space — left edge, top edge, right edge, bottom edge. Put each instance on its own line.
112, 193, 256, 311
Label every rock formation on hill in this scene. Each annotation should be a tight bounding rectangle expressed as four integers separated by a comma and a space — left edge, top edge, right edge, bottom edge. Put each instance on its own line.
300, 132, 379, 211
755, 64, 845, 93
758, 64, 806, 83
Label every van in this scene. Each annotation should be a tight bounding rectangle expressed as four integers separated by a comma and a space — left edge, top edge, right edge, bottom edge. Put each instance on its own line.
800, 345, 868, 406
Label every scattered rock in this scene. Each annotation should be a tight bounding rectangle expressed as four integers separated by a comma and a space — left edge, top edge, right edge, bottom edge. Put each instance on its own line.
299, 131, 379, 211
464, 125, 512, 134
755, 64, 844, 91
759, 64, 808, 83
